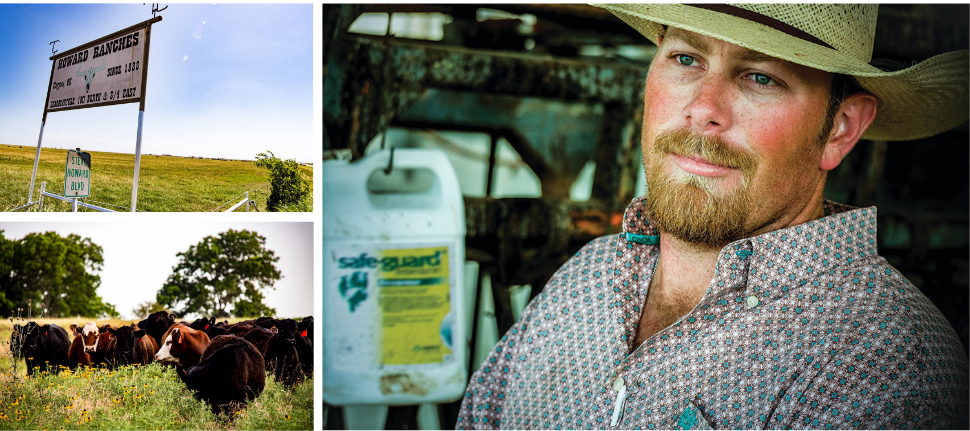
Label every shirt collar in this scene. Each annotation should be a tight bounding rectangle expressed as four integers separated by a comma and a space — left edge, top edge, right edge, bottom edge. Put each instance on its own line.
621, 197, 880, 301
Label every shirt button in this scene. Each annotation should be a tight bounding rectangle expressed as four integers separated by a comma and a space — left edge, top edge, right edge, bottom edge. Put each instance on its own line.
613, 376, 625, 391
746, 296, 760, 309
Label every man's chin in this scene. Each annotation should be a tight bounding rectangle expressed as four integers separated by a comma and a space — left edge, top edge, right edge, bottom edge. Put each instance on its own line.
645, 179, 749, 249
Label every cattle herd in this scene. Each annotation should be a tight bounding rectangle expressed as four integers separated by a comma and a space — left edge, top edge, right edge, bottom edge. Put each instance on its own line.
8, 312, 314, 415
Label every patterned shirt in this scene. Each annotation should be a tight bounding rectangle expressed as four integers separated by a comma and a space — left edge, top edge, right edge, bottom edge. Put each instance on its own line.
457, 198, 968, 429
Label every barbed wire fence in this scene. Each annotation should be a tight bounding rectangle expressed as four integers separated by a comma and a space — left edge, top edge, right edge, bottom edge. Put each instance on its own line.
211, 184, 269, 212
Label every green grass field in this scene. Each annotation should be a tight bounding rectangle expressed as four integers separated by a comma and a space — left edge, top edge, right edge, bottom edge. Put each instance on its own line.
0, 317, 313, 430
0, 145, 312, 212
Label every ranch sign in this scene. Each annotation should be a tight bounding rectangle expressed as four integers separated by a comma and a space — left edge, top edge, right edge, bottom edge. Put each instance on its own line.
46, 19, 156, 112
29, 15, 162, 211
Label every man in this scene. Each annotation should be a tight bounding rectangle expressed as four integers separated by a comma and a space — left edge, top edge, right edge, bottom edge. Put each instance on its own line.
457, 4, 968, 429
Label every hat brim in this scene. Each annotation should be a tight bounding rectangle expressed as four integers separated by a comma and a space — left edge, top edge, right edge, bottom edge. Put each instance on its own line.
594, 3, 969, 141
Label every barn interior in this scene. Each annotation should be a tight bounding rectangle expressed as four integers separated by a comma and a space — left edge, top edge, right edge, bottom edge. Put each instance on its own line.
323, 4, 969, 429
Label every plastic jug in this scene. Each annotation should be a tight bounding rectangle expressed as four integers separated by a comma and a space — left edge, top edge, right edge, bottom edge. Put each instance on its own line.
322, 148, 467, 406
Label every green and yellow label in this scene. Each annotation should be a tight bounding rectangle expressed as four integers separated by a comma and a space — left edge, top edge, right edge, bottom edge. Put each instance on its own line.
377, 246, 452, 365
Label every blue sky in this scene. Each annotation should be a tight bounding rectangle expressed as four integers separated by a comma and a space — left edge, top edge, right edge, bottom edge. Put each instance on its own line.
0, 4, 313, 162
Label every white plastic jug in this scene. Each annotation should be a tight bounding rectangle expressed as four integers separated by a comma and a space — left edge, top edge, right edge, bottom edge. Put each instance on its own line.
322, 148, 467, 406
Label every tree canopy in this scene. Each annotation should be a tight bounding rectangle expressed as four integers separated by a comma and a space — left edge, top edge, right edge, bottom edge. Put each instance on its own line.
156, 229, 281, 318
0, 230, 119, 318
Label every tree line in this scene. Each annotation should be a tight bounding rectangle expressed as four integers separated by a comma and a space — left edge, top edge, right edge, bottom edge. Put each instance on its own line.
0, 229, 280, 319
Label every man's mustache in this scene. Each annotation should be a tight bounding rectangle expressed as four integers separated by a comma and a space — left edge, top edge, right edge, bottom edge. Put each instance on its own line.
653, 129, 759, 175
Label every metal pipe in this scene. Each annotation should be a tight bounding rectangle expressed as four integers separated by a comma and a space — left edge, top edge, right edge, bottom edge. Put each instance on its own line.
39, 190, 115, 212
28, 121, 45, 202
71, 198, 78, 212
245, 191, 250, 212
131, 110, 145, 212
37, 181, 46, 212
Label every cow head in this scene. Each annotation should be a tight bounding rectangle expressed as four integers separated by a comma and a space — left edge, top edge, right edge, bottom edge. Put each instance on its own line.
71, 321, 101, 353
154, 327, 183, 364
75, 60, 106, 94
137, 311, 176, 345
276, 319, 299, 348
107, 325, 146, 366
22, 322, 50, 352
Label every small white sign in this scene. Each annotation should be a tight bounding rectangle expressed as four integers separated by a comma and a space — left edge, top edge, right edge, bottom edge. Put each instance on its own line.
64, 150, 91, 198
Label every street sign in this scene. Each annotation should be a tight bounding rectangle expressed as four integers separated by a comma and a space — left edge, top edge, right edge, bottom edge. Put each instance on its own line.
64, 149, 91, 198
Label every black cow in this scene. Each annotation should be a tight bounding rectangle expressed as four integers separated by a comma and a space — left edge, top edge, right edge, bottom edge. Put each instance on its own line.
176, 335, 266, 415
21, 322, 70, 376
105, 325, 159, 369
188, 317, 230, 339
137, 311, 176, 347
263, 319, 305, 386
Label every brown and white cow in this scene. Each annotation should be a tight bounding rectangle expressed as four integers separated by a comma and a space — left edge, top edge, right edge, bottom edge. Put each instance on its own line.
68, 322, 101, 369
154, 323, 211, 367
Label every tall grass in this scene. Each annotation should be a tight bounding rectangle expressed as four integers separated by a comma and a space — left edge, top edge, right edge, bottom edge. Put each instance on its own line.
0, 145, 311, 212
0, 318, 312, 430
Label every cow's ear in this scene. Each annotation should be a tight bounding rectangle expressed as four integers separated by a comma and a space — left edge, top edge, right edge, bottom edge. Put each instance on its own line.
41, 324, 51, 335
173, 328, 182, 343
170, 313, 178, 320
106, 327, 116, 335
135, 329, 147, 338
271, 327, 278, 334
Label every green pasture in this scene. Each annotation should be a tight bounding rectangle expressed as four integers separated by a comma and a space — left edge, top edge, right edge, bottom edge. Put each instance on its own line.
0, 145, 311, 212
0, 317, 313, 430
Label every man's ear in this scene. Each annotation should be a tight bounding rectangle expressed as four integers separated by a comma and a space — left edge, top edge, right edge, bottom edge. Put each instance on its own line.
820, 93, 878, 171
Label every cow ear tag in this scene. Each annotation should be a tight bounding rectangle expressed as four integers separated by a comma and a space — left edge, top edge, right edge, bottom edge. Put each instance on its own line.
301, 330, 307, 337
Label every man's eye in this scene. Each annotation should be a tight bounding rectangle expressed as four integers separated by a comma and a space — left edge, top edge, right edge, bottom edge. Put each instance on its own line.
676, 55, 696, 66
751, 73, 774, 86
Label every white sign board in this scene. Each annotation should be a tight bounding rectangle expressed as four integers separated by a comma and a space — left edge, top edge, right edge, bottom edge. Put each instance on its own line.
47, 26, 148, 112
64, 150, 91, 198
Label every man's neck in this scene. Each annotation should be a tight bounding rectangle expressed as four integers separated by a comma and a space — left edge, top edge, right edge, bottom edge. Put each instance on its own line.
650, 235, 721, 311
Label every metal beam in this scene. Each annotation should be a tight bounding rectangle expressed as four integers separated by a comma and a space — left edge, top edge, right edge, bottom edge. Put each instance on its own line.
324, 34, 646, 158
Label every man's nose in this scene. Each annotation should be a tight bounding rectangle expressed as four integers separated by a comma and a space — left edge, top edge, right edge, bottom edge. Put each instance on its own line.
684, 74, 732, 133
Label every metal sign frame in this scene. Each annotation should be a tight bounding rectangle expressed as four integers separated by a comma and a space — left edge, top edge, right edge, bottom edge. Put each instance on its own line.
29, 15, 162, 212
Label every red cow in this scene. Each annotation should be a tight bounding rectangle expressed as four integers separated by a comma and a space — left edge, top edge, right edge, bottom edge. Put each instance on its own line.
154, 324, 211, 367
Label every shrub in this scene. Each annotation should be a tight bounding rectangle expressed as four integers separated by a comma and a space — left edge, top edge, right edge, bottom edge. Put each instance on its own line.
255, 150, 310, 213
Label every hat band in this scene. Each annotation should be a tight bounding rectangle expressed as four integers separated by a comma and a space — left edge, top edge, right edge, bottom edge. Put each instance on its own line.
693, 4, 834, 50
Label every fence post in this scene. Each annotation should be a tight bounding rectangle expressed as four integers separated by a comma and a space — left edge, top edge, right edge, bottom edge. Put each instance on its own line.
37, 182, 46, 212
246, 191, 250, 212
72, 198, 79, 212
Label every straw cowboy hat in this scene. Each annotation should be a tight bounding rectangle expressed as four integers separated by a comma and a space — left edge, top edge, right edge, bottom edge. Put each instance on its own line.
592, 4, 969, 141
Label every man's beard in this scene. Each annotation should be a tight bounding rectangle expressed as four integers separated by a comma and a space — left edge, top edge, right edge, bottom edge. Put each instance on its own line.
644, 129, 759, 249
